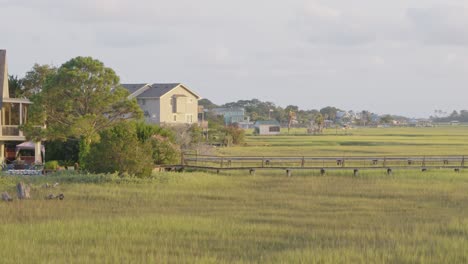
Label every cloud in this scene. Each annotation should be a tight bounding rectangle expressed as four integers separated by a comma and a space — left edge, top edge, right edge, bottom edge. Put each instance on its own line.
407, 7, 468, 46
293, 1, 377, 46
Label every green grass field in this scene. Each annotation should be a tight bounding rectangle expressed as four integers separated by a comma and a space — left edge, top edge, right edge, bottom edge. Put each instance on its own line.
1, 126, 468, 263
217, 126, 468, 156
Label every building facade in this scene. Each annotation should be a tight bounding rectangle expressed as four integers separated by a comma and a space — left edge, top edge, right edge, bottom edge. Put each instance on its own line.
0, 50, 42, 164
254, 120, 281, 135
122, 83, 201, 125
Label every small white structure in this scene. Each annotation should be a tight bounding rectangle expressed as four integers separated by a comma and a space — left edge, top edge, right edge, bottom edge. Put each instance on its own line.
254, 120, 281, 135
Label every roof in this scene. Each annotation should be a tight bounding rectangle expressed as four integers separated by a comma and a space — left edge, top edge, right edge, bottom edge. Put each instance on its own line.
254, 120, 280, 126
122, 83, 201, 99
121, 83, 148, 94
139, 83, 180, 98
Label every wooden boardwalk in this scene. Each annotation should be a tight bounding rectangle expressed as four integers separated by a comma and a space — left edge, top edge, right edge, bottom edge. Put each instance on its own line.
173, 154, 467, 175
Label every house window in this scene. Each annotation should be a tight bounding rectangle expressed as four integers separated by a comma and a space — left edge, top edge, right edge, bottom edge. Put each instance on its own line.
186, 114, 193, 123
269, 126, 280, 132
172, 97, 177, 113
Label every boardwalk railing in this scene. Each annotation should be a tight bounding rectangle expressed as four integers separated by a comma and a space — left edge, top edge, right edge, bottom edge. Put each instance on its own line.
179, 153, 466, 175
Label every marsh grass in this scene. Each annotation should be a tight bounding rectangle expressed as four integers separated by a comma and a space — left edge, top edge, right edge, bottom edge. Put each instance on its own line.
1, 127, 468, 263
219, 126, 468, 156
1, 168, 468, 263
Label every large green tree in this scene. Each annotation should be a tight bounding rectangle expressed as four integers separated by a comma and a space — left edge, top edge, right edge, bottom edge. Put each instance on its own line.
21, 64, 57, 98
25, 56, 142, 167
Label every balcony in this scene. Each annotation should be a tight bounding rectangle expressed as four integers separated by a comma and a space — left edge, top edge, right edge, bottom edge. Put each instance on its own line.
2, 125, 21, 136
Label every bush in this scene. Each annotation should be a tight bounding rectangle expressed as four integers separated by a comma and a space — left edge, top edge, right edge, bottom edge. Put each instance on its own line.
149, 135, 180, 165
136, 122, 181, 165
44, 140, 79, 163
85, 122, 154, 177
222, 125, 245, 145
44, 160, 60, 170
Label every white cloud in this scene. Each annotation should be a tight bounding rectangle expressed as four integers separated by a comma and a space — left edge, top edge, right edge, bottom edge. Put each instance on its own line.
407, 7, 468, 46
2, 0, 468, 116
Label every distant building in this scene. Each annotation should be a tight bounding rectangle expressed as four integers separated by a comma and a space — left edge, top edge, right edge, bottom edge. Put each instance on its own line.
254, 120, 281, 135
122, 83, 201, 125
212, 107, 253, 128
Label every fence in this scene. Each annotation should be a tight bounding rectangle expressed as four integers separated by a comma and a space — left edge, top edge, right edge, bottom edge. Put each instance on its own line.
178, 153, 466, 175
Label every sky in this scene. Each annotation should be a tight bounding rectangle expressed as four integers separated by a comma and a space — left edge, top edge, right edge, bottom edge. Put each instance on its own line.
1, 0, 468, 117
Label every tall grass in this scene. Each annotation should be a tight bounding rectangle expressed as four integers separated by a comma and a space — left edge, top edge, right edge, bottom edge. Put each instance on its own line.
1, 169, 468, 263
1, 127, 468, 263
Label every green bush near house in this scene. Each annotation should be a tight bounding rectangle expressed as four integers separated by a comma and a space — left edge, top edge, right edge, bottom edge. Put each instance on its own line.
44, 160, 59, 170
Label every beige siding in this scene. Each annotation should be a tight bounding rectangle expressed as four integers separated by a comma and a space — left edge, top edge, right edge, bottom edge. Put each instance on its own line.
158, 85, 198, 125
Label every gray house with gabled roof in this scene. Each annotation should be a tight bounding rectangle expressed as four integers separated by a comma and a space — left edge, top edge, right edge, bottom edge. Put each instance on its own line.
122, 83, 201, 125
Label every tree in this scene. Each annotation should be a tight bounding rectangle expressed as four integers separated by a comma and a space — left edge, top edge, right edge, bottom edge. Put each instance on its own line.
198, 98, 218, 110
314, 113, 325, 133
24, 57, 142, 167
320, 106, 341, 121
21, 64, 57, 98
380, 115, 393, 124
360, 110, 371, 126
8, 75, 23, 98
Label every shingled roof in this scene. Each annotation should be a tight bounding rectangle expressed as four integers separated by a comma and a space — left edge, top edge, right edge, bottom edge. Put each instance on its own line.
139, 83, 180, 98
122, 83, 200, 99
120, 83, 148, 94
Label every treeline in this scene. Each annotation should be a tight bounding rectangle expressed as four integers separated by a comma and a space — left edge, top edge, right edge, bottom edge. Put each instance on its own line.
200, 98, 402, 126
431, 110, 468, 123
200, 98, 339, 124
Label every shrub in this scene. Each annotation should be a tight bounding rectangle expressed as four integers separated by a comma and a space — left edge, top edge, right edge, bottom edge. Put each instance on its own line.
85, 122, 154, 177
136, 122, 181, 165
222, 125, 245, 145
44, 160, 60, 170
149, 135, 180, 165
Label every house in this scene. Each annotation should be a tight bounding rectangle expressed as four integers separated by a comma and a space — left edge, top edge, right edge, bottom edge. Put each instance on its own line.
122, 83, 201, 125
254, 120, 281, 135
0, 50, 42, 164
211, 107, 253, 128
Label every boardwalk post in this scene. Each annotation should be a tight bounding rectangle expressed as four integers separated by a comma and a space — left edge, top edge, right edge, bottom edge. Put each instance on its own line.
383, 157, 386, 168
16, 182, 30, 199
221, 158, 224, 168
462, 156, 465, 167
422, 156, 426, 167
301, 157, 305, 167
181, 152, 185, 166
262, 157, 265, 168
